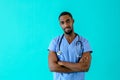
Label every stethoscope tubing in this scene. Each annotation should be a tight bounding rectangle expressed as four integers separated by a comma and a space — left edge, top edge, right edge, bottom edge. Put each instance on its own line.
58, 33, 84, 57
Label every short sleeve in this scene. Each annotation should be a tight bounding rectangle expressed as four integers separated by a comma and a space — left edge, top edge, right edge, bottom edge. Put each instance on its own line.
83, 39, 92, 53
48, 39, 57, 52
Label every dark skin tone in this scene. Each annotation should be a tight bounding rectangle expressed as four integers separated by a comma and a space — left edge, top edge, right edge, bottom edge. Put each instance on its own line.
48, 15, 92, 72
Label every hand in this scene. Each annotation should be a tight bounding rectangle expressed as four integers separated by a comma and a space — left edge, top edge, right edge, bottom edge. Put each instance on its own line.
58, 61, 64, 66
80, 56, 88, 63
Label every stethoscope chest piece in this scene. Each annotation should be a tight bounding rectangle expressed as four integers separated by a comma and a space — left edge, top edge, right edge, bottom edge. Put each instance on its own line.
77, 55, 81, 58
57, 51, 62, 55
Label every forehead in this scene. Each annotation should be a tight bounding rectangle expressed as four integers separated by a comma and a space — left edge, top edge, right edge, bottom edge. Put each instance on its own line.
59, 15, 72, 21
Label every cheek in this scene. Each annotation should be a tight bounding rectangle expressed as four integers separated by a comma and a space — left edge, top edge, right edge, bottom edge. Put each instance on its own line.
70, 23, 73, 28
60, 25, 65, 29
70, 22, 73, 26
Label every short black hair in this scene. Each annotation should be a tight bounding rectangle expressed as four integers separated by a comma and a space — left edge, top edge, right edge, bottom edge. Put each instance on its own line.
58, 11, 73, 20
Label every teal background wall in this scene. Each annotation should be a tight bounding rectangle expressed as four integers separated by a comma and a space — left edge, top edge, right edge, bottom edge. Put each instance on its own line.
0, 0, 120, 80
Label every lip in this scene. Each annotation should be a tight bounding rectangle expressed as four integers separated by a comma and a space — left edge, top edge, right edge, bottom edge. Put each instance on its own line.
64, 28, 71, 32
65, 27, 71, 30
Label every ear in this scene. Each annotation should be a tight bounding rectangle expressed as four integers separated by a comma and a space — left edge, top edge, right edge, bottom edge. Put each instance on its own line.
73, 19, 74, 23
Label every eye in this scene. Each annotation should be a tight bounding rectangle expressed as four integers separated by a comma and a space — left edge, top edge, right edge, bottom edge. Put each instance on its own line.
66, 19, 70, 23
60, 21, 64, 25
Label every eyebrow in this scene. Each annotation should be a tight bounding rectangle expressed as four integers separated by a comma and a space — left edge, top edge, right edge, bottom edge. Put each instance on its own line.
66, 19, 70, 22
60, 19, 70, 22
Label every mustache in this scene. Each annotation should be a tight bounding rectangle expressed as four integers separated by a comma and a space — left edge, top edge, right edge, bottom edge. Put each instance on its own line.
64, 27, 71, 29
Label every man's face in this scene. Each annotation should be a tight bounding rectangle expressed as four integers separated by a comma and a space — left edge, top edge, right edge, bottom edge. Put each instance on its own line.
59, 15, 74, 34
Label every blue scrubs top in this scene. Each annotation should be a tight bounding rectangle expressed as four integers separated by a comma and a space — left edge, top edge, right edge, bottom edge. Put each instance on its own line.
48, 34, 92, 80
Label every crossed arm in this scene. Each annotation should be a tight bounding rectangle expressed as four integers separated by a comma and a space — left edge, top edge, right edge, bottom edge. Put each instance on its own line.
48, 51, 92, 72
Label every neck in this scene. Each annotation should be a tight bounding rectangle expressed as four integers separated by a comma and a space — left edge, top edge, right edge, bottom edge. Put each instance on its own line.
64, 32, 76, 44
64, 32, 75, 38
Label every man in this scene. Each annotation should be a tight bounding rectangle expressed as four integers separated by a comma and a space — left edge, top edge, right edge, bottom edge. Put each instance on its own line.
48, 11, 92, 80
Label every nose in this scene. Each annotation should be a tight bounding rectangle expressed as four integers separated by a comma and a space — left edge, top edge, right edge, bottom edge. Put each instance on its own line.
64, 22, 69, 27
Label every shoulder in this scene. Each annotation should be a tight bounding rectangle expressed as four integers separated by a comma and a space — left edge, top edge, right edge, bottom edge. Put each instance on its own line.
79, 35, 88, 43
78, 34, 92, 53
48, 35, 63, 52
50, 34, 63, 44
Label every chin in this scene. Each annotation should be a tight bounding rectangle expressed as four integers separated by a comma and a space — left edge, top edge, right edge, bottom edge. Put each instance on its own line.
65, 30, 73, 34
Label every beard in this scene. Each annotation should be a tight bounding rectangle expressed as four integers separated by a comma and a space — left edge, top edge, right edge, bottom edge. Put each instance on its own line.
64, 27, 73, 35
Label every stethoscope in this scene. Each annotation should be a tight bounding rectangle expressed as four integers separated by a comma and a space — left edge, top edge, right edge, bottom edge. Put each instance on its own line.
57, 33, 84, 58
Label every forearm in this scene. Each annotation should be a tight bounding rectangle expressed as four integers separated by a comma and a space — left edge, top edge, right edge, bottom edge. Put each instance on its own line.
49, 62, 74, 72
58, 61, 90, 72
58, 52, 92, 72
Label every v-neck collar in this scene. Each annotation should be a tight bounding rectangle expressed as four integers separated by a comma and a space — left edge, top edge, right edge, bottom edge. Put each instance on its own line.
63, 35, 78, 45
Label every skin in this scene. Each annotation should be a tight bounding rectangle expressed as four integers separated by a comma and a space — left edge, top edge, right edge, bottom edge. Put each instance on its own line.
48, 15, 92, 72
